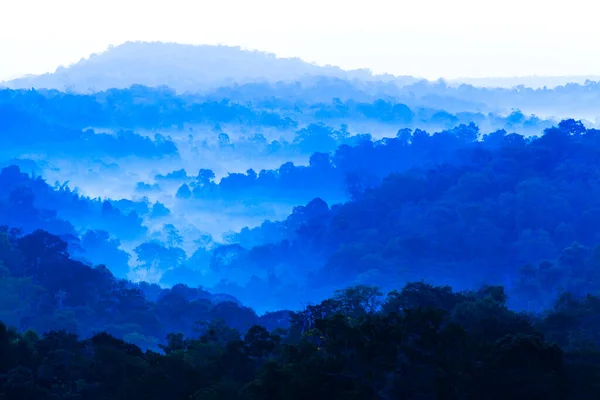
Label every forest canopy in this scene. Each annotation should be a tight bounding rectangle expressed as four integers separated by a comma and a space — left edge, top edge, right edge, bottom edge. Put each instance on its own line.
2, 52, 600, 398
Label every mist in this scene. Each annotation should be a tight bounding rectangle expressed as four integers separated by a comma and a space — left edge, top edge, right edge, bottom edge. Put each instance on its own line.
2, 38, 600, 399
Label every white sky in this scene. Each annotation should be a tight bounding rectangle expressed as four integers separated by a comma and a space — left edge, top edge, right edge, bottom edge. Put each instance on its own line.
1, 0, 599, 81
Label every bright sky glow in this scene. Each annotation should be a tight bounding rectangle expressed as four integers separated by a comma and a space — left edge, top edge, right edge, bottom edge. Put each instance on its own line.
1, 0, 599, 81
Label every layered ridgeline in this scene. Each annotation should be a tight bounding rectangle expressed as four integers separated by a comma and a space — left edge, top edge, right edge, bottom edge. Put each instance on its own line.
0, 84, 560, 260
4, 120, 600, 314
3, 120, 600, 397
3, 41, 600, 399
3, 120, 600, 312
0, 85, 556, 133
4, 42, 600, 119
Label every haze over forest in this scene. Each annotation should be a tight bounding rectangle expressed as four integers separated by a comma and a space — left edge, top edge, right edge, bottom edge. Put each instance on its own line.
2, 39, 600, 399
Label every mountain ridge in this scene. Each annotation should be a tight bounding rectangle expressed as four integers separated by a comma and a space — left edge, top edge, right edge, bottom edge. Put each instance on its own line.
5, 41, 600, 94
2, 41, 419, 93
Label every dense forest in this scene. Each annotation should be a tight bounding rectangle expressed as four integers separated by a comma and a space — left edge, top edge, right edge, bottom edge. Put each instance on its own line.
2, 280, 600, 399
1, 224, 600, 398
3, 119, 600, 397
3, 45, 600, 397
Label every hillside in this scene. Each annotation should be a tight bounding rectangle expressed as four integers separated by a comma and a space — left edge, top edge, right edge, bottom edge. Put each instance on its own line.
2, 41, 418, 93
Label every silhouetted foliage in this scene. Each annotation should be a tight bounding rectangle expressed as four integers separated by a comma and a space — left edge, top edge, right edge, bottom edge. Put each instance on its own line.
0, 282, 598, 399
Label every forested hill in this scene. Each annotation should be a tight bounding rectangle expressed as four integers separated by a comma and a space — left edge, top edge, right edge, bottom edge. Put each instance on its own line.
0, 227, 288, 349
1, 266, 600, 399
209, 120, 600, 312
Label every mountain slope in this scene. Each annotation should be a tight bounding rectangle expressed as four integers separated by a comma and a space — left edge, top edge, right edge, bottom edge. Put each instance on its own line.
3, 41, 418, 93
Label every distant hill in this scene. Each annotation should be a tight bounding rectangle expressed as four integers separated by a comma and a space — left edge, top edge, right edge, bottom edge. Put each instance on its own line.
449, 75, 600, 89
2, 41, 419, 93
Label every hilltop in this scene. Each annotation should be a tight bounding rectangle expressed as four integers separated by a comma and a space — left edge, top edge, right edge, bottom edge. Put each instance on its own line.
2, 41, 418, 93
